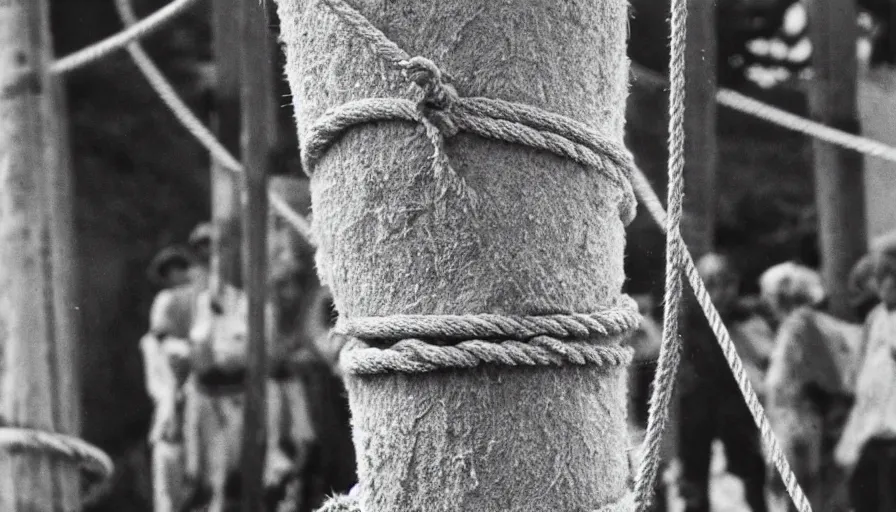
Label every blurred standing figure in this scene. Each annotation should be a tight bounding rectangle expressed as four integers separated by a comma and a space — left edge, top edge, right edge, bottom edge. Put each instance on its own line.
265, 257, 320, 510
678, 253, 772, 512
835, 242, 896, 512
142, 245, 202, 512
762, 261, 863, 512
759, 261, 826, 330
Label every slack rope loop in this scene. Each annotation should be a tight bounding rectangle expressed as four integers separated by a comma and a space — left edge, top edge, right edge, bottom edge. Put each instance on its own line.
631, 63, 896, 166
113, 0, 315, 243
51, 0, 201, 75
301, 0, 638, 198
633, 0, 688, 507
0, 427, 115, 505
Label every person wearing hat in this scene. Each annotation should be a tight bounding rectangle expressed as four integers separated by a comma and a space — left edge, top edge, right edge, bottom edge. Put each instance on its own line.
148, 246, 194, 290
142, 247, 204, 512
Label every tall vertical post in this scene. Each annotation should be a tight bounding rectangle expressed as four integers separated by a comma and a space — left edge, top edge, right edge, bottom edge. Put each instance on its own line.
211, 0, 243, 293
239, 0, 275, 509
682, 0, 718, 258
808, 0, 867, 320
0, 0, 82, 510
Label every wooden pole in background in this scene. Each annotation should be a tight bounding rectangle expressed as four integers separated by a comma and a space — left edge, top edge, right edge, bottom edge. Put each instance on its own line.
0, 0, 82, 510
211, 0, 243, 293
239, 0, 276, 509
683, 0, 718, 258
669, 1, 718, 509
808, 0, 867, 320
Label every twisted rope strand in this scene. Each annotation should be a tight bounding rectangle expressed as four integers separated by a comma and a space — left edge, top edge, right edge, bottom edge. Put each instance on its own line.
633, 0, 688, 507
341, 337, 634, 375
0, 427, 115, 506
338, 305, 642, 342
631, 62, 896, 166
51, 0, 201, 75
319, 0, 411, 66
114, 0, 314, 243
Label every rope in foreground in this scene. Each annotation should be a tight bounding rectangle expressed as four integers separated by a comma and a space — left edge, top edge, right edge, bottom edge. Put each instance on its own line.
0, 427, 115, 506
631, 62, 896, 165
632, 0, 688, 506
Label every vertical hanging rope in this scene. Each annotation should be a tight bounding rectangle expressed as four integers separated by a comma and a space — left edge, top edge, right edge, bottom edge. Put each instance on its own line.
633, 0, 688, 507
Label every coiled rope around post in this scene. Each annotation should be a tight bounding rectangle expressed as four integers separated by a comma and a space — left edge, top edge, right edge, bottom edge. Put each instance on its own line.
113, 0, 314, 243
0, 427, 115, 506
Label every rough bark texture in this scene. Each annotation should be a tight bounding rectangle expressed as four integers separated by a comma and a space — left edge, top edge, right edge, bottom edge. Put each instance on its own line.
277, 0, 634, 510
0, 0, 81, 509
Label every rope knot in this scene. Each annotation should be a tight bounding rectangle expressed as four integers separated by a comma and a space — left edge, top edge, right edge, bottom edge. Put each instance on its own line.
401, 56, 457, 109
401, 56, 459, 137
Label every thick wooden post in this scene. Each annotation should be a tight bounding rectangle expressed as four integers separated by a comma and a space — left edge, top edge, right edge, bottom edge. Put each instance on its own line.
211, 0, 243, 292
239, 0, 276, 509
808, 0, 867, 320
0, 0, 82, 510
277, 0, 635, 510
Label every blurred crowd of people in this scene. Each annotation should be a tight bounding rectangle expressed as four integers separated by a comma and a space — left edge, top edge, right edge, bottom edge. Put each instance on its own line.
628, 235, 896, 512
140, 222, 356, 512
137, 219, 896, 512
